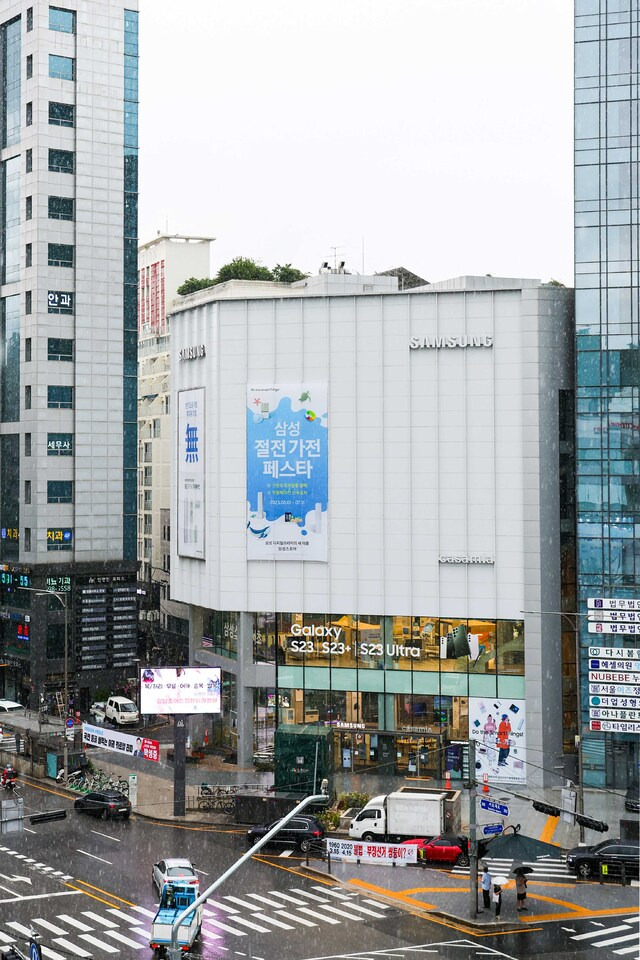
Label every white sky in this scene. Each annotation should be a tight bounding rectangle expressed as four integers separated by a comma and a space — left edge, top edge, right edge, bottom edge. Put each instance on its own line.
138, 0, 574, 285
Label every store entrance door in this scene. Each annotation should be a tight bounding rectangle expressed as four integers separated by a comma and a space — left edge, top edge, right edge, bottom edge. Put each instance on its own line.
395, 735, 440, 779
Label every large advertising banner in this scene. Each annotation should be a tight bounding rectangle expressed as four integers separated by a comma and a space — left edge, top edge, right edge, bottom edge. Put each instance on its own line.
177, 388, 205, 559
326, 838, 417, 865
469, 697, 526, 784
140, 666, 221, 715
82, 724, 160, 762
246, 384, 328, 561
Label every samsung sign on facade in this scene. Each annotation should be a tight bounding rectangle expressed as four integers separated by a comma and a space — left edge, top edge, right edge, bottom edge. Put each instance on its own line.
410, 335, 493, 350
179, 344, 206, 361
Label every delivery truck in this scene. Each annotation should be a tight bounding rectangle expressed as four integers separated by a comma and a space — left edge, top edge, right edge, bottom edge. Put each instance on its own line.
150, 881, 202, 956
348, 787, 460, 842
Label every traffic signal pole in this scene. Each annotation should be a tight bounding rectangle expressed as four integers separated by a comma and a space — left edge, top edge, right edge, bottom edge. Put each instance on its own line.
468, 739, 478, 920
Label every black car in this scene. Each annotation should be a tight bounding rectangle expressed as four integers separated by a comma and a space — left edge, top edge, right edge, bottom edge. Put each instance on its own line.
566, 838, 639, 880
624, 784, 639, 813
247, 815, 325, 852
74, 790, 131, 821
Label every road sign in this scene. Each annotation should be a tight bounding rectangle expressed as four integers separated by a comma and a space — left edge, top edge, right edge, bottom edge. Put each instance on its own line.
65, 717, 74, 729
588, 597, 640, 612
480, 798, 509, 817
482, 822, 503, 836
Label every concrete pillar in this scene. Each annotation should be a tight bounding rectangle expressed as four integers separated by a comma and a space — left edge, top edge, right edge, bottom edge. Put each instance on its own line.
236, 612, 255, 765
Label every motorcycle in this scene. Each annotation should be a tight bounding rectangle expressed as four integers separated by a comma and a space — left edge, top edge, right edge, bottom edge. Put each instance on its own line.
2, 775, 17, 792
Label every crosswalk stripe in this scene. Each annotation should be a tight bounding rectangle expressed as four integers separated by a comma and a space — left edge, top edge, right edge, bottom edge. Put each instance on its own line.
57, 916, 93, 933
0, 932, 15, 945
318, 904, 364, 922
313, 886, 351, 900
79, 934, 119, 954
126, 927, 153, 940
275, 909, 317, 927
33, 919, 69, 935
613, 946, 640, 956
131, 905, 156, 919
82, 912, 118, 929
290, 888, 330, 903
596, 935, 640, 949
298, 906, 340, 925
573, 925, 633, 940
205, 898, 239, 914
279, 850, 293, 857
107, 908, 142, 925
104, 930, 146, 949
230, 916, 272, 933
7, 922, 34, 937
53, 937, 92, 957
339, 902, 388, 919
268, 890, 306, 905
251, 913, 294, 930
246, 892, 293, 909
42, 946, 67, 960
624, 918, 640, 925
224, 894, 263, 911
364, 899, 390, 909
203, 917, 247, 937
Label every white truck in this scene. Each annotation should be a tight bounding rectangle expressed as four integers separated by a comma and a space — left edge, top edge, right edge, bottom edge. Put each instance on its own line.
348, 787, 460, 842
149, 882, 202, 957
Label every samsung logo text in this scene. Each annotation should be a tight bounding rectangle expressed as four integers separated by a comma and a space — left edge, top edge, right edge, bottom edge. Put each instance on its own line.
410, 335, 493, 350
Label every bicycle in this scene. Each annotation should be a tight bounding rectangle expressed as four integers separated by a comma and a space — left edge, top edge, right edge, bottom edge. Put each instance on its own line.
197, 783, 237, 814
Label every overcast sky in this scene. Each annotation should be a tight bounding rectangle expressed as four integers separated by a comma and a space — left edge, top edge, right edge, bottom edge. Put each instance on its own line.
138, 0, 574, 285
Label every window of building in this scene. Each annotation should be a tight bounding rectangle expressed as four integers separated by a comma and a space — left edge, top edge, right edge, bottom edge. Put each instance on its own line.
48, 101, 74, 127
24, 527, 31, 551
24, 480, 31, 504
49, 6, 75, 33
25, 195, 32, 220
24, 433, 31, 456
25, 291, 31, 315
47, 480, 73, 503
153, 418, 161, 438
47, 290, 73, 314
47, 385, 73, 409
48, 243, 73, 268
25, 338, 31, 362
25, 242, 32, 267
26, 8, 33, 31
25, 149, 32, 172
46, 623, 65, 658
47, 432, 72, 455
47, 337, 73, 361
48, 149, 74, 174
24, 385, 31, 409
26, 54, 32, 79
48, 54, 74, 81
48, 195, 74, 220
25, 101, 32, 125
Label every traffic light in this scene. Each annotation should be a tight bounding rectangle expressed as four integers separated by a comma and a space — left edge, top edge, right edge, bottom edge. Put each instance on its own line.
532, 801, 562, 817
575, 814, 608, 833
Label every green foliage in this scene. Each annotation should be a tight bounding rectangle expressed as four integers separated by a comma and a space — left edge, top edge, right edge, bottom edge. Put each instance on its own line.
176, 276, 217, 296
337, 790, 370, 810
272, 263, 308, 283
318, 809, 341, 831
547, 278, 566, 287
215, 257, 273, 284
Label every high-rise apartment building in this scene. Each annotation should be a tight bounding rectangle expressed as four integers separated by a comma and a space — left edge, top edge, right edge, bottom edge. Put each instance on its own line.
574, 0, 639, 788
0, 1, 139, 710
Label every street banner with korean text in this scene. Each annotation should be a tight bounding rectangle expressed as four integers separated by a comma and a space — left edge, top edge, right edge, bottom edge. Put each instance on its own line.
246, 384, 328, 560
326, 838, 417, 865
177, 387, 205, 559
82, 723, 160, 762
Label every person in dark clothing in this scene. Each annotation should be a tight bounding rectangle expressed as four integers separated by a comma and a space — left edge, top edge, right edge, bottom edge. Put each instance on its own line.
493, 883, 502, 919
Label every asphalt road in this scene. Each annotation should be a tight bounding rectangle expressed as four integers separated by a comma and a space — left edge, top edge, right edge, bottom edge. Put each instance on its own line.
0, 775, 636, 960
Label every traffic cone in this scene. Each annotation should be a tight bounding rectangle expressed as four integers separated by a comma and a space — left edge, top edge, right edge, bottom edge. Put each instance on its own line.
483, 773, 490, 793
445, 768, 451, 789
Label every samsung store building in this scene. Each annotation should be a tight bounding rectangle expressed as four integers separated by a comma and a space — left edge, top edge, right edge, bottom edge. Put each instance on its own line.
168, 271, 574, 787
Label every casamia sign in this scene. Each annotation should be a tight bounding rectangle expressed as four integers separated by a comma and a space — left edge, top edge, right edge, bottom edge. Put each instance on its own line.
410, 335, 493, 349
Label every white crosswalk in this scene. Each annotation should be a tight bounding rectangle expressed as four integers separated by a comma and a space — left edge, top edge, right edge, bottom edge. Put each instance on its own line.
0, 884, 393, 957
0, 845, 73, 881
570, 915, 640, 959
452, 854, 572, 881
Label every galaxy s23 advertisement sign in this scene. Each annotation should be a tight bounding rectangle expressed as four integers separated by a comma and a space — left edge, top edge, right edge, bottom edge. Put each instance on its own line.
469, 697, 526, 784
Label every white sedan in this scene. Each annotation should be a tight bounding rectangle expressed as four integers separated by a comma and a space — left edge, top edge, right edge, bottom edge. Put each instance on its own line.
151, 858, 199, 895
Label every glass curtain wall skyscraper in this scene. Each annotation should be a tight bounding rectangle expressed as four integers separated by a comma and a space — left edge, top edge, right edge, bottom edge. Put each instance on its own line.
574, 0, 639, 788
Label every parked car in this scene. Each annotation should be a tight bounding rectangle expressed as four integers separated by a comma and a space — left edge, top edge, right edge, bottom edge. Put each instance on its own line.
152, 858, 199, 895
0, 700, 23, 713
74, 790, 131, 821
401, 834, 470, 866
89, 701, 106, 722
104, 696, 139, 727
247, 815, 325, 852
624, 784, 639, 813
566, 838, 639, 879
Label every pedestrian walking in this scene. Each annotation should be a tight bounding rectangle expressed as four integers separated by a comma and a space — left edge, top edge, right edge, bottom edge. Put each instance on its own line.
481, 864, 492, 909
516, 873, 527, 910
493, 883, 502, 920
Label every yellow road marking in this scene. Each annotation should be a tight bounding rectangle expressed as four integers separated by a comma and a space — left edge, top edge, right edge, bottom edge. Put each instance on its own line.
64, 883, 121, 909
539, 814, 560, 845
251, 855, 335, 885
521, 904, 640, 923
17, 776, 72, 802
402, 887, 466, 894
70, 879, 137, 907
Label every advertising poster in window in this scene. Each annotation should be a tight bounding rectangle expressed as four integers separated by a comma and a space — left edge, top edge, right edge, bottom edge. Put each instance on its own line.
177, 388, 205, 559
469, 697, 526, 784
246, 384, 328, 561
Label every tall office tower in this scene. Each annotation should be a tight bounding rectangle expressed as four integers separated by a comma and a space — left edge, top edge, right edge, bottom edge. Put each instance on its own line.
574, 0, 639, 788
0, 1, 139, 712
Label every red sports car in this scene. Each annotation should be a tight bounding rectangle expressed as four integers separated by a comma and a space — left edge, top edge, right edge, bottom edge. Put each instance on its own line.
401, 834, 469, 866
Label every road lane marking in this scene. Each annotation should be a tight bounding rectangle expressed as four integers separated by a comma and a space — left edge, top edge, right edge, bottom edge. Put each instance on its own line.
79, 934, 119, 954
224, 894, 263, 910
364, 899, 390, 909
573, 925, 634, 939
125, 927, 153, 940
104, 930, 146, 949
81, 911, 118, 928
290, 888, 330, 902
275, 909, 317, 927
57, 916, 93, 933
297, 907, 339, 925
195, 868, 210, 876
53, 938, 92, 957
77, 850, 112, 865
32, 919, 68, 935
107, 908, 142, 924
246, 892, 293, 909
41, 947, 67, 960
318, 904, 364, 921
595, 934, 640, 948
23, 828, 36, 834
90, 830, 121, 842
279, 850, 293, 857
251, 913, 294, 930
0, 932, 14, 945
230, 916, 272, 933
614, 946, 640, 956
203, 917, 247, 936
0, 891, 81, 904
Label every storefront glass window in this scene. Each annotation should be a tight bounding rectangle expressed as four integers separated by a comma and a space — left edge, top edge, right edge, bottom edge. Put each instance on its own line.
252, 612, 276, 662
468, 619, 497, 674
496, 620, 525, 675
201, 610, 238, 659
354, 615, 383, 670
439, 617, 471, 673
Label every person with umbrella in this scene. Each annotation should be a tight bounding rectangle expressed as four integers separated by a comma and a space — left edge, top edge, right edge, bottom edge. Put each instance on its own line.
492, 877, 507, 919
512, 862, 533, 911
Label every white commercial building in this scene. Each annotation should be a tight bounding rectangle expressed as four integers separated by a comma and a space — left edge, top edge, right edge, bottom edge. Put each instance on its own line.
168, 271, 573, 786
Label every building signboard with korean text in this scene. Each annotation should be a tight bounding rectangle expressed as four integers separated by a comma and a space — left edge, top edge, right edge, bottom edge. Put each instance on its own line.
140, 666, 221, 715
177, 388, 205, 559
325, 838, 416, 864
246, 384, 328, 561
587, 642, 640, 729
82, 723, 160, 762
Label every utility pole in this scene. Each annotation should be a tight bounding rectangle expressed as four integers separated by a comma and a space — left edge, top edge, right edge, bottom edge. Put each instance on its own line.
468, 738, 478, 920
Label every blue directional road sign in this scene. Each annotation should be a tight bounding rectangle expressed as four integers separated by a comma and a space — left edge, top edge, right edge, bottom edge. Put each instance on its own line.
482, 822, 504, 836
480, 797, 509, 817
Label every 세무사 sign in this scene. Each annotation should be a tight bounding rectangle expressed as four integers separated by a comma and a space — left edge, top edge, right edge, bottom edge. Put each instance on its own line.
139, 666, 221, 715
325, 839, 417, 864
82, 723, 160, 762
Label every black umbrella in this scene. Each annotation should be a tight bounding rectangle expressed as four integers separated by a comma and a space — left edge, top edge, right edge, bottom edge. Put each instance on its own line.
511, 862, 534, 875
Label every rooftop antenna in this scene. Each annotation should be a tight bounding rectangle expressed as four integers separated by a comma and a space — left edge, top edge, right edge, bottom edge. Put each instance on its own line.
329, 245, 344, 271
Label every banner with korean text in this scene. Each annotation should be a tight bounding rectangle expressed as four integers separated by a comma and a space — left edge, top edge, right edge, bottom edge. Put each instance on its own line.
177, 387, 205, 559
246, 384, 328, 560
326, 838, 417, 865
82, 723, 160, 762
